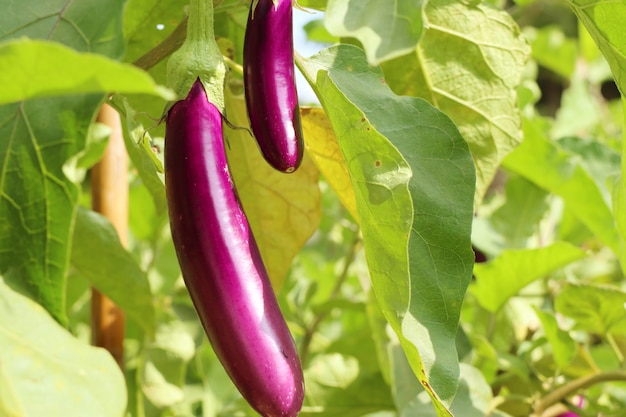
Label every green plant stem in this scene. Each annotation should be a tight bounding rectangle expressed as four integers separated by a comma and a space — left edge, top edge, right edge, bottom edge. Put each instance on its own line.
533, 371, 626, 416
607, 332, 625, 364
299, 233, 362, 364
223, 56, 244, 76
133, 18, 188, 71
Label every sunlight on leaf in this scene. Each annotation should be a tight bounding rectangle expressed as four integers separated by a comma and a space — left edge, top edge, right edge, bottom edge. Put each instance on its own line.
324, 0, 426, 65
224, 90, 321, 289
556, 283, 626, 335
382, 0, 530, 204
0, 278, 126, 417
301, 107, 359, 222
472, 242, 588, 313
0, 39, 174, 105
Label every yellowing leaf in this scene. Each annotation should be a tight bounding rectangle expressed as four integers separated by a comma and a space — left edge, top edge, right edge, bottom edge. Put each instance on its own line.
224, 89, 321, 289
301, 107, 359, 222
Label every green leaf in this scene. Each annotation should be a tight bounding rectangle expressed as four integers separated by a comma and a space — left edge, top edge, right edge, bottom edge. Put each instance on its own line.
112, 96, 167, 216
0, 96, 98, 325
0, 39, 174, 106
568, 0, 626, 95
0, 0, 129, 323
302, 353, 393, 417
552, 77, 603, 139
0, 278, 126, 417
556, 136, 621, 204
616, 99, 626, 276
390, 342, 494, 417
526, 25, 577, 78
142, 320, 195, 409
503, 117, 621, 253
382, 0, 530, 203
299, 44, 475, 414
533, 308, 577, 368
324, 0, 426, 65
472, 242, 588, 313
556, 283, 626, 335
303, 19, 339, 44
71, 207, 155, 335
490, 175, 549, 248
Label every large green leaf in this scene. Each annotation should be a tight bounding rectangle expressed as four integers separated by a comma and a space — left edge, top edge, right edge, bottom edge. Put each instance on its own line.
0, 0, 127, 323
504, 117, 620, 253
568, 0, 626, 95
471, 242, 588, 313
0, 39, 173, 105
0, 278, 126, 417
70, 207, 155, 335
299, 44, 475, 414
324, 0, 426, 65
382, 0, 530, 203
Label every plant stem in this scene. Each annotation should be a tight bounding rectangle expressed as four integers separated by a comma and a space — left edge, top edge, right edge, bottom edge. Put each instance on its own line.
91, 103, 128, 369
533, 370, 626, 416
223, 56, 244, 76
133, 18, 188, 71
299, 233, 362, 364
607, 332, 625, 364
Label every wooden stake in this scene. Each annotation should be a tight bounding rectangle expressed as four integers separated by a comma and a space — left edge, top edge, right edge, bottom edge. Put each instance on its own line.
90, 102, 128, 369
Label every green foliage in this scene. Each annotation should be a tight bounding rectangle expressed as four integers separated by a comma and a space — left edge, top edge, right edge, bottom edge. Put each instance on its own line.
0, 279, 126, 417
1, 0, 626, 416
324, 0, 425, 65
0, 39, 174, 105
299, 44, 475, 410
71, 207, 155, 334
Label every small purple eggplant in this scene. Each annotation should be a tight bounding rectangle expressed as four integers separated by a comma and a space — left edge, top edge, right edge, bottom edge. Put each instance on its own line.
165, 79, 304, 417
243, 0, 304, 173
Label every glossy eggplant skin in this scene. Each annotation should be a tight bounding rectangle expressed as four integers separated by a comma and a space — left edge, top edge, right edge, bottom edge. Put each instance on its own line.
165, 79, 304, 417
243, 0, 304, 173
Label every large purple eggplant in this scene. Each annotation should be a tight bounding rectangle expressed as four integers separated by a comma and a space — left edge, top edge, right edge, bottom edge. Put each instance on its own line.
243, 0, 304, 173
165, 79, 304, 417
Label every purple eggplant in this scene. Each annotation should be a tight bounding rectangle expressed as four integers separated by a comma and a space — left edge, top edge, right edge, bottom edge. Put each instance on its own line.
165, 79, 304, 417
243, 0, 304, 173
